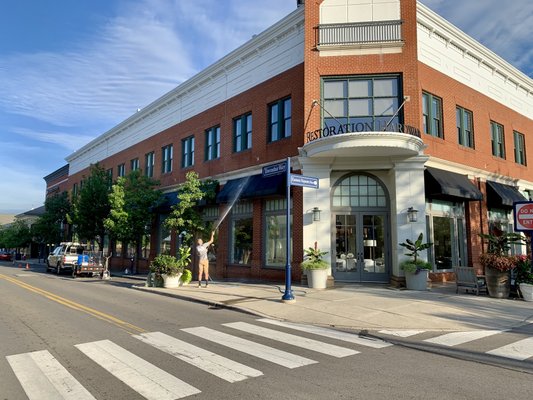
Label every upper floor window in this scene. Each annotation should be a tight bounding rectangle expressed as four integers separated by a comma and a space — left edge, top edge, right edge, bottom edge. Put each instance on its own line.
72, 183, 78, 198
456, 106, 474, 148
490, 121, 505, 159
130, 158, 140, 172
514, 131, 527, 166
106, 168, 113, 189
269, 97, 292, 142
422, 92, 443, 138
145, 152, 155, 177
233, 113, 252, 152
162, 144, 173, 173
205, 126, 221, 161
182, 136, 195, 168
117, 163, 126, 178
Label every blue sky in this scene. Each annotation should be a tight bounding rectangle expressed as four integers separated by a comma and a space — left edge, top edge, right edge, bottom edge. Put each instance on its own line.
1, 0, 531, 214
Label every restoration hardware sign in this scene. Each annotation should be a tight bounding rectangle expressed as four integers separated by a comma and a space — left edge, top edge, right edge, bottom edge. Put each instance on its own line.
305, 122, 420, 142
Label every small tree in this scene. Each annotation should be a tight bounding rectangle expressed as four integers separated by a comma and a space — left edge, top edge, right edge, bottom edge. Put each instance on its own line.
34, 192, 72, 249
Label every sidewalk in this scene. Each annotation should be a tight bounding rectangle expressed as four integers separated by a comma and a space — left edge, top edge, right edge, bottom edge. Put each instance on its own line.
132, 278, 533, 332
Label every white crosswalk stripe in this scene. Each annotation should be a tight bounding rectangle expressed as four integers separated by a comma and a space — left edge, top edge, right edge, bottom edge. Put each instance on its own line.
224, 322, 359, 357
75, 339, 201, 400
424, 330, 503, 347
134, 331, 263, 382
378, 330, 426, 337
6, 350, 96, 400
182, 326, 317, 368
259, 318, 392, 348
486, 337, 533, 361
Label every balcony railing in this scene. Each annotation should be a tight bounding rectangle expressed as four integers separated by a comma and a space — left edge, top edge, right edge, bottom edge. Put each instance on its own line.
315, 20, 403, 47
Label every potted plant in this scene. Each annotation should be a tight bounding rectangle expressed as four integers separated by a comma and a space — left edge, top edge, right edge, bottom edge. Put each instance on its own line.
301, 243, 329, 289
149, 246, 191, 288
399, 233, 433, 291
180, 268, 193, 286
515, 254, 533, 302
479, 232, 522, 298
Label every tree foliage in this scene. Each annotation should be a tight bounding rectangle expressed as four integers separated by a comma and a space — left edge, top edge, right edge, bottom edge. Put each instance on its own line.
0, 220, 32, 249
32, 192, 72, 245
72, 163, 111, 248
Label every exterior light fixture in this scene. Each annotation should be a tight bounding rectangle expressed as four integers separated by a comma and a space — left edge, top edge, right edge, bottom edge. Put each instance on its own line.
407, 207, 418, 223
312, 207, 321, 222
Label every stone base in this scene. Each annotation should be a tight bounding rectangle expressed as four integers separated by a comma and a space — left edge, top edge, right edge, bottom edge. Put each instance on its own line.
390, 274, 406, 288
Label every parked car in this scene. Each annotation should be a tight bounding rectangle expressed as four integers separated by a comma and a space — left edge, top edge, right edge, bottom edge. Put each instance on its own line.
0, 251, 12, 261
46, 243, 85, 274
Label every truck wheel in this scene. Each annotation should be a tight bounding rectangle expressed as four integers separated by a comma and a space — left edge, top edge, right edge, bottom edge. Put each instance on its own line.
56, 263, 61, 275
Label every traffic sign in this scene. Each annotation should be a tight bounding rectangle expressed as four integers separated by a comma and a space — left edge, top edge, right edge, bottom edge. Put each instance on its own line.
290, 174, 319, 189
514, 201, 533, 231
262, 161, 287, 178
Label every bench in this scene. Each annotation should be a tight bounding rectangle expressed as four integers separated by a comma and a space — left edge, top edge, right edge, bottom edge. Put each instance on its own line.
453, 266, 487, 295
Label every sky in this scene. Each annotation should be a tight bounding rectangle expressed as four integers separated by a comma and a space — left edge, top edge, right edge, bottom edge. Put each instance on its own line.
0, 0, 532, 214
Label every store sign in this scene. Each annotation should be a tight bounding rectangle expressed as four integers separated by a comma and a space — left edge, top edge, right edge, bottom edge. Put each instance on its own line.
305, 122, 420, 143
514, 201, 533, 231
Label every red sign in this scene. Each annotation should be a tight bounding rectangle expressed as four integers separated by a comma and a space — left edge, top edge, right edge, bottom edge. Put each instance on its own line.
514, 202, 533, 231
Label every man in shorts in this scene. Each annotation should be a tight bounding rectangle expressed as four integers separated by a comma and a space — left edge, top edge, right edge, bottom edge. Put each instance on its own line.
196, 231, 215, 287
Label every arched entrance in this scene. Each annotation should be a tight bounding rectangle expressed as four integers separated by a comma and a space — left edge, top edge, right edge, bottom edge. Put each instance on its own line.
331, 173, 390, 282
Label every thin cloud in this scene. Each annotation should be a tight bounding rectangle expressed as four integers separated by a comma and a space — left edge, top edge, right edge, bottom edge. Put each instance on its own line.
12, 128, 95, 152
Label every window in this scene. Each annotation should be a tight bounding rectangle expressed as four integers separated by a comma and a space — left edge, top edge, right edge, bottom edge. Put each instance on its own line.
205, 126, 221, 161
264, 199, 292, 268
162, 144, 173, 173
117, 163, 126, 177
106, 168, 113, 189
233, 113, 252, 152
230, 201, 253, 264
322, 76, 401, 132
130, 158, 139, 171
158, 215, 171, 255
491, 121, 505, 159
422, 92, 443, 138
456, 106, 474, 148
182, 136, 194, 168
72, 183, 78, 198
202, 206, 219, 262
145, 152, 155, 177
269, 97, 292, 142
514, 131, 526, 166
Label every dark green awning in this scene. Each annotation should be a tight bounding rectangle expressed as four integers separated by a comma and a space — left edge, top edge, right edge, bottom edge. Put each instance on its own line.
425, 167, 483, 201
216, 173, 286, 203
486, 181, 526, 207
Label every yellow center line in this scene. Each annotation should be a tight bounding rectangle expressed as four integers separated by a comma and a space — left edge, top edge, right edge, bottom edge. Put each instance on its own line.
0, 273, 146, 335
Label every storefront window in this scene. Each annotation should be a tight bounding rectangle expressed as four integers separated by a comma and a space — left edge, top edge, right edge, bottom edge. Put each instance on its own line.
488, 208, 522, 255
158, 215, 172, 255
203, 206, 219, 262
141, 234, 151, 259
230, 201, 253, 264
264, 199, 292, 268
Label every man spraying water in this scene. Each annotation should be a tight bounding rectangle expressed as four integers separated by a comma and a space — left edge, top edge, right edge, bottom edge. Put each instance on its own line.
196, 231, 215, 287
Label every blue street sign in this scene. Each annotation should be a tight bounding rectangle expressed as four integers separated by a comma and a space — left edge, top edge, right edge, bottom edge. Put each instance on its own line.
290, 174, 319, 189
262, 161, 287, 178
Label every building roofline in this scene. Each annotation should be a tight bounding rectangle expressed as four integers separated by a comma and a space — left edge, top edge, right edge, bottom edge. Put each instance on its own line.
43, 164, 69, 182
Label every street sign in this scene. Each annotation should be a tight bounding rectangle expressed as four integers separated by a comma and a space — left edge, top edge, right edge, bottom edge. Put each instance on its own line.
290, 174, 319, 189
262, 161, 287, 178
514, 201, 533, 231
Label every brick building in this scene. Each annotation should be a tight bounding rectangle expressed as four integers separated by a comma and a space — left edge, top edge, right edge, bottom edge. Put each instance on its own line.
51, 0, 532, 284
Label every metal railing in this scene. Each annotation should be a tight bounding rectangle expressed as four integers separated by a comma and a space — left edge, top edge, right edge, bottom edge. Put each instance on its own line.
316, 20, 403, 47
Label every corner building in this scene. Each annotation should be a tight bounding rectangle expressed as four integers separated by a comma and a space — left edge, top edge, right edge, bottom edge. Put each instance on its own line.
61, 0, 533, 284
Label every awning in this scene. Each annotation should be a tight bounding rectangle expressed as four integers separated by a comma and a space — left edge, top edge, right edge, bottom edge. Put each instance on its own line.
425, 167, 483, 201
486, 181, 526, 207
216, 173, 286, 203
153, 191, 179, 213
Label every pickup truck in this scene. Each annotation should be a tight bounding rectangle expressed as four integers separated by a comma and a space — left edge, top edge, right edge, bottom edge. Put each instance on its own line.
46, 242, 85, 275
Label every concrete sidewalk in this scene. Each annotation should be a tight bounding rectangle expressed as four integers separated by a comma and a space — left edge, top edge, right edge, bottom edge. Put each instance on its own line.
132, 279, 533, 332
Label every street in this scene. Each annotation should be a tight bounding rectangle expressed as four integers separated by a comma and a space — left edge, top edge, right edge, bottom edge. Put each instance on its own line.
1, 262, 532, 400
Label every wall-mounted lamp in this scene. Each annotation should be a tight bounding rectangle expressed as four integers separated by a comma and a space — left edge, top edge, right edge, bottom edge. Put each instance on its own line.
407, 207, 418, 223
312, 207, 321, 222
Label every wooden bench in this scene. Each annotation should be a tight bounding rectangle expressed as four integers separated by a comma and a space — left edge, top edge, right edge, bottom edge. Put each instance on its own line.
453, 266, 487, 295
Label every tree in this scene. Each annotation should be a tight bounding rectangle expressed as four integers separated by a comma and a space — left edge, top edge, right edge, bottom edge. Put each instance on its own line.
0, 220, 32, 252
33, 192, 72, 247
72, 163, 111, 250
165, 171, 217, 244
104, 170, 161, 272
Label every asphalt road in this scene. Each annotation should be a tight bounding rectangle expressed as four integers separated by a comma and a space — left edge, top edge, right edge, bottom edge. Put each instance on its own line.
1, 262, 532, 400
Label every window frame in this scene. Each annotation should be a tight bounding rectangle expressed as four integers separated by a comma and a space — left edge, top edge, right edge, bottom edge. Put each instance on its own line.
205, 125, 221, 161
233, 113, 252, 152
161, 144, 173, 174
422, 91, 443, 138
181, 136, 195, 168
514, 130, 527, 166
130, 158, 140, 172
490, 121, 505, 159
117, 163, 126, 178
268, 97, 292, 142
456, 106, 474, 148
145, 152, 155, 177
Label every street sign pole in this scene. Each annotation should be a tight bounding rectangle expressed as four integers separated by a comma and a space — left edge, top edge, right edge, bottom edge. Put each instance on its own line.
282, 156, 295, 302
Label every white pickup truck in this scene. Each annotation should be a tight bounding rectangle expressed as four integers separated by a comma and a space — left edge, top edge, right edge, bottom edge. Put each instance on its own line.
46, 242, 85, 275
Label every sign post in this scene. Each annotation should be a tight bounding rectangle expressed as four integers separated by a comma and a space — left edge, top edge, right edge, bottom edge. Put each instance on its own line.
513, 201, 533, 277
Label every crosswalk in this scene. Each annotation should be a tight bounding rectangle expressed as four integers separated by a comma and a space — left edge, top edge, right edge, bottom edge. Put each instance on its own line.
6, 319, 533, 399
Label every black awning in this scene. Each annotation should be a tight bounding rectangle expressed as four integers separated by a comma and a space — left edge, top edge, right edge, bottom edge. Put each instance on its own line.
486, 181, 526, 207
153, 191, 180, 213
216, 173, 286, 203
425, 167, 483, 201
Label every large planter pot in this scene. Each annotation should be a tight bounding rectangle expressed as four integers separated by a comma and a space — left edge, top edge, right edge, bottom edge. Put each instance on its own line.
307, 269, 328, 289
405, 269, 429, 291
485, 268, 511, 298
519, 283, 533, 302
162, 273, 182, 289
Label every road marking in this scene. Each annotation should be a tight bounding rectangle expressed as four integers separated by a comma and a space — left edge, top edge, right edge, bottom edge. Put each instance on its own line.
76, 340, 200, 400
134, 331, 263, 382
378, 330, 427, 338
224, 322, 359, 358
424, 330, 502, 347
0, 273, 145, 334
182, 326, 317, 369
6, 350, 96, 400
486, 337, 533, 360
258, 318, 392, 349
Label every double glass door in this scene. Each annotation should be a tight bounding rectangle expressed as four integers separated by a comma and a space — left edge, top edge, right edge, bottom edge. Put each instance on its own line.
334, 213, 389, 282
